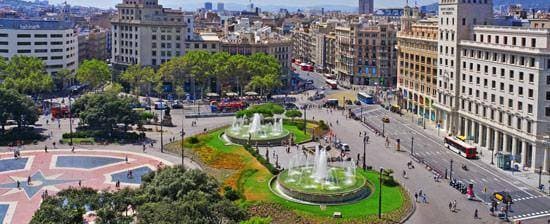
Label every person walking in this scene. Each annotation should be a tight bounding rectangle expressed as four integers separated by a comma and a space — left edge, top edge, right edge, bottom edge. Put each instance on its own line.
142, 144, 146, 152
71, 146, 75, 153
27, 176, 31, 185
449, 201, 452, 211
474, 209, 478, 219
44, 145, 48, 153
414, 192, 418, 202
452, 200, 457, 212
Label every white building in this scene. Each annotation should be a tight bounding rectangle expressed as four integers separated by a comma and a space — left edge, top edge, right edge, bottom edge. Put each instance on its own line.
111, 0, 187, 69
459, 26, 550, 171
435, 0, 550, 172
0, 19, 78, 75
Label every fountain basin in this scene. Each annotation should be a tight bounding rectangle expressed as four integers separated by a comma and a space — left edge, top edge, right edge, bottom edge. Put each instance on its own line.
271, 166, 371, 204
224, 129, 290, 146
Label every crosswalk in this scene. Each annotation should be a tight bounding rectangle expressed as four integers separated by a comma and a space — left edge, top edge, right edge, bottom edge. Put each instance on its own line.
510, 209, 550, 221
513, 195, 544, 202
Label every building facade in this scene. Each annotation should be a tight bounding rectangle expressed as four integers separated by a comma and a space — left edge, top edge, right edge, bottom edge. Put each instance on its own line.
110, 0, 187, 70
78, 28, 109, 62
458, 26, 550, 171
434, 0, 493, 134
397, 7, 439, 122
359, 0, 374, 15
0, 19, 78, 75
334, 22, 398, 87
434, 0, 550, 171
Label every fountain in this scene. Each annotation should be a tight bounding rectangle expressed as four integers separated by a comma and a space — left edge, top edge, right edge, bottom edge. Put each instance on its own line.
224, 113, 290, 146
270, 145, 371, 205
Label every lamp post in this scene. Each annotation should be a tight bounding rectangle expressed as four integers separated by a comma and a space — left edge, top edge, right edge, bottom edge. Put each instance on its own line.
378, 167, 384, 219
303, 105, 307, 134
382, 121, 385, 137
450, 159, 454, 181
411, 136, 414, 155
539, 166, 543, 190
160, 96, 164, 153
68, 92, 73, 146
362, 135, 367, 170
181, 107, 185, 168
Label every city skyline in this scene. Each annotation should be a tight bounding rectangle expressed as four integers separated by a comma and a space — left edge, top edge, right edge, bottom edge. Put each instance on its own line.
49, 0, 438, 10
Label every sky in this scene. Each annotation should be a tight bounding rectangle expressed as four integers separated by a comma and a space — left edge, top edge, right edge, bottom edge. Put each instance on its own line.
50, 0, 438, 10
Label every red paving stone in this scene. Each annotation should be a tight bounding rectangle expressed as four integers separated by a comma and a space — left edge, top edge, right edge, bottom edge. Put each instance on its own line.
0, 149, 172, 224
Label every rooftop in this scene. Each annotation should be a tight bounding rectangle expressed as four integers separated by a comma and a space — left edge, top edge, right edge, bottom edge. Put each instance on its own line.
0, 18, 74, 30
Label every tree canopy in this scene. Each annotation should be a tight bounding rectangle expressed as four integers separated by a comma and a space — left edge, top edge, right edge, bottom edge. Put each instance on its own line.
0, 88, 38, 132
120, 65, 160, 96
72, 92, 140, 132
0, 55, 54, 95
76, 59, 110, 90
31, 167, 248, 224
158, 51, 283, 97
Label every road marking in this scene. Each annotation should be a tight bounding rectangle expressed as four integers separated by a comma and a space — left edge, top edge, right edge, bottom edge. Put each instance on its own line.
383, 113, 536, 197
481, 178, 488, 182
512, 212, 550, 222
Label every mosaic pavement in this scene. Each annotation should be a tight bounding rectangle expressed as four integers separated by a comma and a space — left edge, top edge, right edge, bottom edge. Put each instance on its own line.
0, 150, 172, 224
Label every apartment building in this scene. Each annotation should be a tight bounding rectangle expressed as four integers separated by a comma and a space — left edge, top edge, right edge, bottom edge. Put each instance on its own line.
291, 26, 313, 64
434, 0, 550, 171
334, 21, 398, 87
78, 28, 109, 62
110, 0, 187, 70
397, 6, 439, 122
185, 32, 220, 53
0, 19, 78, 75
458, 26, 550, 171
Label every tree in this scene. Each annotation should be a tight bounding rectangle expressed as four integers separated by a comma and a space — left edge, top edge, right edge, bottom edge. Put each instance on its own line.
76, 59, 110, 90
0, 88, 38, 132
54, 68, 73, 91
121, 65, 160, 96
72, 92, 140, 133
31, 167, 248, 224
0, 55, 53, 95
285, 110, 302, 122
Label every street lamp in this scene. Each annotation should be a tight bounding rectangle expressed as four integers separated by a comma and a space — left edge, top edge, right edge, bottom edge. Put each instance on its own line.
303, 105, 307, 134
68, 92, 73, 146
362, 135, 367, 170
382, 120, 386, 137
378, 167, 384, 219
539, 166, 543, 190
410, 136, 414, 155
449, 159, 454, 181
181, 107, 185, 168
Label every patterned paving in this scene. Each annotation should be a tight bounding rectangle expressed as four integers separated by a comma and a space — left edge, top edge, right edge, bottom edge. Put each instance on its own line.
0, 150, 172, 224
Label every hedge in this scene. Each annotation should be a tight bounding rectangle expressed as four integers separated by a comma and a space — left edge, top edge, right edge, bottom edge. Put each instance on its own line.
243, 144, 280, 175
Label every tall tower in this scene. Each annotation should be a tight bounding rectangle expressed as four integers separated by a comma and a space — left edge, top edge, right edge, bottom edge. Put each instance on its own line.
434, 0, 492, 134
358, 0, 374, 14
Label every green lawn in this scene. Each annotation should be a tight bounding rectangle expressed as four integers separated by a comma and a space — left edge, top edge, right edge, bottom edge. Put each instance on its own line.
171, 126, 409, 222
283, 124, 311, 143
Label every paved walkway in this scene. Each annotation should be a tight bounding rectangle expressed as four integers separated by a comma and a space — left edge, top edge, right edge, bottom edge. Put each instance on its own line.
0, 149, 171, 224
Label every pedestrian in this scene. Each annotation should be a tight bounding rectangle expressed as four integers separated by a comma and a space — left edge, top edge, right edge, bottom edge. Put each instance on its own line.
44, 145, 48, 153
359, 132, 362, 137
402, 170, 407, 178
448, 201, 452, 211
116, 180, 120, 188
125, 155, 128, 163
27, 176, 31, 185
143, 144, 146, 152
422, 193, 428, 203
474, 209, 478, 219
71, 146, 75, 153
366, 135, 369, 143
78, 180, 82, 187
414, 192, 418, 202
52, 142, 56, 149
16, 180, 20, 189
452, 200, 457, 212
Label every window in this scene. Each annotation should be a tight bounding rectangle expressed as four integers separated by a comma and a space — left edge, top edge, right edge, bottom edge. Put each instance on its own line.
34, 34, 47, 38
527, 121, 532, 133
34, 42, 47, 45
17, 42, 31, 45
529, 73, 534, 83
0, 33, 7, 37
17, 49, 31, 53
528, 104, 533, 114
546, 107, 550, 117
17, 34, 31, 38
518, 102, 523, 110
528, 89, 533, 98
531, 38, 536, 47
518, 87, 523, 95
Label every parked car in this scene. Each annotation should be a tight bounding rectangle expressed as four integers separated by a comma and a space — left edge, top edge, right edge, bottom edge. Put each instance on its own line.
382, 117, 390, 123
171, 100, 183, 109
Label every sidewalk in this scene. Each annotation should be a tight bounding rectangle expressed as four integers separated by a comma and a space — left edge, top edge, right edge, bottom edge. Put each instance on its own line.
400, 110, 550, 194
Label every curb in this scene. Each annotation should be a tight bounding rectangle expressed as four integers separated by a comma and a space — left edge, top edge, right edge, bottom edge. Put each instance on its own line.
399, 183, 417, 224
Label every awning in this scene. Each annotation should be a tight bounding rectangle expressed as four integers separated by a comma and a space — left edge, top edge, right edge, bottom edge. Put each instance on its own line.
225, 92, 238, 97
245, 91, 258, 96
206, 93, 219, 97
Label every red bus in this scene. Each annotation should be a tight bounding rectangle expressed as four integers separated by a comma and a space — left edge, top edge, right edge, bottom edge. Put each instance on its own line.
325, 79, 338, 89
444, 136, 477, 159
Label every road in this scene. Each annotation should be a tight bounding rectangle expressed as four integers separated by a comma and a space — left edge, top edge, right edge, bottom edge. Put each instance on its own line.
353, 104, 550, 222
296, 70, 550, 223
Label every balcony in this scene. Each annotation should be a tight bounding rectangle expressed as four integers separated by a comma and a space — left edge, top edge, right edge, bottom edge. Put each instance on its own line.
460, 40, 549, 54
